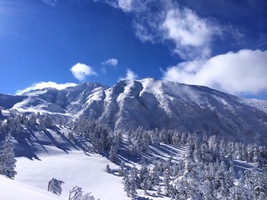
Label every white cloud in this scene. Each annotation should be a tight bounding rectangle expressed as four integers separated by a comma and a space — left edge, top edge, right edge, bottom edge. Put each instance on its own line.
102, 0, 145, 12
118, 0, 133, 12
120, 69, 138, 81
161, 7, 219, 59
100, 0, 221, 60
43, 0, 57, 7
70, 63, 97, 81
163, 49, 267, 95
102, 58, 118, 66
16, 82, 77, 95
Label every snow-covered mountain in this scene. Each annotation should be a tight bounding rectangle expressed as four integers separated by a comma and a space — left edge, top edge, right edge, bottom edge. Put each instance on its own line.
1, 78, 267, 144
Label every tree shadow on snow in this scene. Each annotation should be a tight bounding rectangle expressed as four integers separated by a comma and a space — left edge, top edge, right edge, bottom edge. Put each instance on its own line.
13, 125, 82, 159
133, 197, 153, 200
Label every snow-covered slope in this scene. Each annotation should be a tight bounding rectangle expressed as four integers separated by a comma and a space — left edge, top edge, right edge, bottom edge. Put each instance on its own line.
0, 175, 62, 200
1, 78, 267, 144
15, 146, 125, 200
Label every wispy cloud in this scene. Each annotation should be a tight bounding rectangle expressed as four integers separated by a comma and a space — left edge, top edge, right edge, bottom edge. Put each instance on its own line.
96, 0, 136, 12
119, 69, 138, 81
70, 63, 97, 81
117, 0, 133, 12
162, 49, 267, 95
100, 0, 221, 60
43, 0, 57, 7
16, 82, 77, 95
101, 58, 118, 74
102, 58, 118, 66
161, 7, 219, 60
98, 0, 266, 97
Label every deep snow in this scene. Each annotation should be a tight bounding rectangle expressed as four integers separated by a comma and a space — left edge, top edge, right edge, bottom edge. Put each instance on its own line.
0, 175, 62, 200
15, 146, 125, 200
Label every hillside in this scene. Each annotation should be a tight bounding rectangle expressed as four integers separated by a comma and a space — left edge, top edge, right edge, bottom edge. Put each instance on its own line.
0, 78, 267, 199
0, 175, 62, 200
1, 78, 267, 145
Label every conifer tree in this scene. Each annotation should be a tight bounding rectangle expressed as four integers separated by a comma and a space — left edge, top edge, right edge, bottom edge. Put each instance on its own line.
0, 133, 17, 179
124, 169, 137, 198
48, 178, 64, 196
108, 144, 118, 163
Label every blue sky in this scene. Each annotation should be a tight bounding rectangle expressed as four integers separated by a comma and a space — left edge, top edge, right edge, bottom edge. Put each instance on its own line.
0, 0, 267, 100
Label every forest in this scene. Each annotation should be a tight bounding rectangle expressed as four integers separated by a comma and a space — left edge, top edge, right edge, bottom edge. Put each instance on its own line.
0, 112, 267, 199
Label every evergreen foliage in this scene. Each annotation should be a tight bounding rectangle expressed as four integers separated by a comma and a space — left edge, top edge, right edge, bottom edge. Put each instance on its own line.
72, 117, 111, 153
0, 133, 17, 179
69, 186, 99, 200
48, 178, 64, 196
1, 112, 267, 199
117, 128, 267, 199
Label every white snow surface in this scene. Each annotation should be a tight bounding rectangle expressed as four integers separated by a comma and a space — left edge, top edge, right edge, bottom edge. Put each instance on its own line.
0, 175, 62, 200
13, 144, 175, 200
15, 147, 126, 200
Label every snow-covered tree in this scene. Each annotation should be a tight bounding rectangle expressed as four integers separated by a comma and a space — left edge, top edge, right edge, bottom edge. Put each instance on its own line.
156, 186, 162, 196
118, 161, 127, 177
73, 118, 111, 153
69, 186, 99, 200
124, 168, 138, 198
163, 168, 171, 196
48, 178, 64, 196
139, 161, 151, 192
105, 164, 111, 173
108, 144, 118, 163
0, 133, 17, 179
69, 186, 83, 200
40, 115, 53, 129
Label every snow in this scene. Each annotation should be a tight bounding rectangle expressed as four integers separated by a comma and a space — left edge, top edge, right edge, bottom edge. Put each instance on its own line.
15, 147, 128, 200
21, 90, 48, 97
148, 143, 186, 162
0, 175, 62, 200
13, 142, 187, 200
1, 78, 267, 144
241, 98, 267, 113
140, 78, 163, 96
233, 160, 258, 171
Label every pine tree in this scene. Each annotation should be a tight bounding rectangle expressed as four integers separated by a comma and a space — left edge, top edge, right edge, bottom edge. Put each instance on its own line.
123, 170, 137, 198
156, 186, 162, 196
108, 144, 118, 163
118, 161, 126, 177
0, 133, 17, 179
69, 186, 99, 200
48, 178, 64, 196
163, 168, 171, 196
69, 186, 83, 200
105, 164, 111, 173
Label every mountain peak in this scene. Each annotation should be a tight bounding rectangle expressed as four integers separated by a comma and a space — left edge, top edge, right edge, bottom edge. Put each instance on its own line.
0, 79, 267, 144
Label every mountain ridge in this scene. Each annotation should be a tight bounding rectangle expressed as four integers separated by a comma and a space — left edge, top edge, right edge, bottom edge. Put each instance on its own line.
1, 78, 267, 145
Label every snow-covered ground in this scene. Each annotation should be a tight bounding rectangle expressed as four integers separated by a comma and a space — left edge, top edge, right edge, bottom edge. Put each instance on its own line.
0, 175, 62, 200
2, 141, 261, 200
15, 146, 126, 200
13, 145, 177, 200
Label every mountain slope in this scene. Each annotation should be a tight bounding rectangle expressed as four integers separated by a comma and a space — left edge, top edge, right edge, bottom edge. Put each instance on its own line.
0, 175, 62, 200
1, 78, 267, 145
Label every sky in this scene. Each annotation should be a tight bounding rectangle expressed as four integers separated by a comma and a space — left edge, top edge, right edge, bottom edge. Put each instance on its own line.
0, 0, 266, 100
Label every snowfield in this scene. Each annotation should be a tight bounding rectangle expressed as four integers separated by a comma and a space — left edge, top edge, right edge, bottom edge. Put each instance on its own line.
0, 175, 62, 200
15, 147, 126, 200
13, 144, 175, 200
